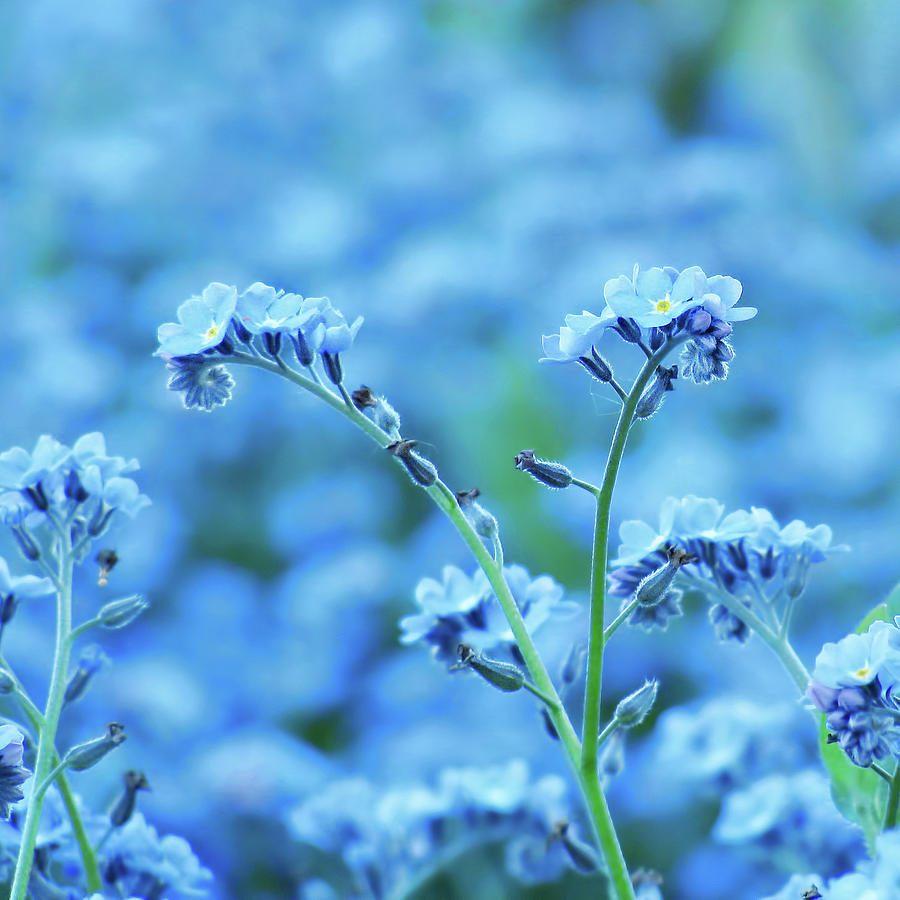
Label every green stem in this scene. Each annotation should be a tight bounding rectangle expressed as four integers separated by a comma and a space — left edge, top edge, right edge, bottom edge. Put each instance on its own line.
234, 354, 634, 898
603, 598, 639, 643
597, 718, 619, 748
884, 769, 900, 830
581, 338, 684, 776
680, 573, 811, 693
10, 541, 77, 900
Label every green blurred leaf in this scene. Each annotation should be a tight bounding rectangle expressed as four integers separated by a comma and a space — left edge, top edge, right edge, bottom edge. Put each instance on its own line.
818, 595, 898, 849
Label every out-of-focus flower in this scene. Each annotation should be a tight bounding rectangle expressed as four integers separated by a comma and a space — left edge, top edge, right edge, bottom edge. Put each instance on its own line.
0, 724, 30, 819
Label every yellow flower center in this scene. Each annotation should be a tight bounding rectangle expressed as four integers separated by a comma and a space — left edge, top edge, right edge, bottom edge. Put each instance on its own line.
205, 324, 220, 340
855, 664, 871, 681
654, 294, 672, 313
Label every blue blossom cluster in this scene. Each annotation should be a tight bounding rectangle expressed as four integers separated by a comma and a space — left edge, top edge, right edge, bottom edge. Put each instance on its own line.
540, 265, 756, 385
764, 828, 900, 900
399, 564, 578, 667
0, 432, 150, 559
608, 495, 837, 635
807, 617, 900, 767
157, 282, 364, 410
287, 759, 599, 897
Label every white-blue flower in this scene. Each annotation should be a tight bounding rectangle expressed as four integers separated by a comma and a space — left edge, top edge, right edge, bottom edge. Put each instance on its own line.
236, 282, 307, 334
539, 309, 616, 364
603, 265, 708, 328
156, 283, 238, 357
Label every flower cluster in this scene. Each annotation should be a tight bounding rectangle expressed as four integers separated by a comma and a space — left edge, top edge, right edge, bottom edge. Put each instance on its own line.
156, 282, 364, 410
287, 759, 598, 896
0, 433, 150, 560
608, 495, 837, 635
399, 564, 578, 667
807, 618, 900, 768
540, 265, 756, 385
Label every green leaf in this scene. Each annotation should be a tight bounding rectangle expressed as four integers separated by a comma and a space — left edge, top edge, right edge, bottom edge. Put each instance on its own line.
817, 595, 898, 849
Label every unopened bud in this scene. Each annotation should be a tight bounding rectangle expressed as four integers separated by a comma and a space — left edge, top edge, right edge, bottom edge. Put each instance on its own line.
599, 729, 626, 779
577, 349, 613, 383
110, 770, 150, 828
514, 450, 572, 489
64, 723, 127, 771
64, 470, 89, 504
386, 440, 437, 487
648, 327, 665, 351
87, 504, 114, 538
453, 643, 524, 693
231, 316, 253, 345
11, 526, 40, 562
455, 488, 499, 541
547, 821, 599, 873
352, 386, 401, 437
0, 671, 15, 694
784, 556, 811, 600
64, 645, 109, 705
614, 679, 658, 727
615, 317, 643, 344
635, 546, 693, 605
99, 594, 149, 629
634, 364, 677, 420
321, 351, 343, 385
262, 331, 283, 359
0, 593, 20, 626
291, 330, 314, 366
23, 483, 49, 512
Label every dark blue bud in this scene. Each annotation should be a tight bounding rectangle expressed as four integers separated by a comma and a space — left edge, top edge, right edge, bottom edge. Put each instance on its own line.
386, 440, 437, 487
64, 722, 127, 771
454, 643, 525, 692
87, 504, 114, 537
321, 351, 343, 385
0, 671, 14, 694
713, 340, 735, 362
694, 334, 718, 352
352, 386, 401, 436
10, 526, 40, 562
547, 821, 599, 874
560, 644, 586, 686
514, 450, 572, 489
577, 350, 612, 383
23, 483, 48, 512
263, 331, 282, 359
784, 556, 811, 599
291, 331, 314, 366
709, 319, 733, 339
635, 546, 694, 605
110, 770, 150, 828
455, 488, 498, 541
64, 645, 108, 706
230, 316, 253, 344
540, 707, 559, 740
708, 602, 751, 643
758, 547, 776, 579
0, 593, 19, 625
64, 470, 89, 503
614, 317, 642, 344
214, 336, 234, 355
599, 730, 626, 779
686, 308, 712, 334
726, 540, 748, 571
634, 365, 677, 419
648, 327, 665, 351
720, 568, 738, 593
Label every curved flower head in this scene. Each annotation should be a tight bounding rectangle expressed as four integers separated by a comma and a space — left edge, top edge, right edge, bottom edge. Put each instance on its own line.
165, 356, 234, 412
236, 283, 306, 334
539, 309, 616, 364
0, 724, 30, 818
603, 265, 708, 328
156, 283, 238, 356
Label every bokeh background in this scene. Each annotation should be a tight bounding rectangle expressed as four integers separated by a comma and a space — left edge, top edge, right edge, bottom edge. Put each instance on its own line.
1, 0, 899, 897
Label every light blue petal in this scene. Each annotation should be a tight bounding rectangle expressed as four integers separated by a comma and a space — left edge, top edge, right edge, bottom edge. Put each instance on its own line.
634, 267, 672, 301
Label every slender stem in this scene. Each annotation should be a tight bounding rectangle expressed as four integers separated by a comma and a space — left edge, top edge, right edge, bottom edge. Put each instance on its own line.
609, 380, 628, 403
872, 763, 893, 783
597, 718, 619, 748
10, 539, 77, 900
582, 338, 685, 775
884, 769, 900, 829
680, 573, 811, 693
234, 353, 633, 898
604, 598, 638, 642
70, 616, 105, 643
522, 681, 556, 706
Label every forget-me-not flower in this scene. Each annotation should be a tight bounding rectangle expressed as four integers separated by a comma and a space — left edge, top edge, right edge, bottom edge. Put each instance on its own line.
603, 265, 708, 328
539, 309, 616, 364
156, 283, 238, 356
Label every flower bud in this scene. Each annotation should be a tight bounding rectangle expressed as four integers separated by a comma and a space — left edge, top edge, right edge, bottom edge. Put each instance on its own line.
352, 386, 401, 437
708, 602, 750, 643
547, 821, 599, 873
0, 593, 20, 626
514, 450, 572, 489
386, 440, 437, 487
615, 317, 642, 344
87, 504, 114, 537
599, 729, 626, 779
10, 526, 40, 562
231, 316, 253, 345
64, 645, 109, 705
291, 330, 314, 366
614, 679, 658, 727
784, 556, 811, 599
634, 365, 677, 420
110, 770, 150, 828
455, 489, 499, 542
321, 351, 343, 385
262, 331, 282, 359
0, 671, 15, 694
726, 540, 748, 571
454, 643, 525, 693
648, 327, 665, 351
635, 546, 693, 606
23, 483, 49, 512
64, 723, 127, 771
64, 470, 89, 504
577, 349, 613, 383
99, 594, 150, 629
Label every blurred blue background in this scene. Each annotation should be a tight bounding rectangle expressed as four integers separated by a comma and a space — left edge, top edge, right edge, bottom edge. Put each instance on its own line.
1, 0, 899, 897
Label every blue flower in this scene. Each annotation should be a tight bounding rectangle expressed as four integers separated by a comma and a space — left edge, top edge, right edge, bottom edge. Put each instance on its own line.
0, 435, 70, 492
235, 282, 307, 333
400, 563, 576, 665
0, 724, 30, 819
538, 309, 616, 364
101, 812, 213, 898
811, 627, 890, 688
623, 587, 683, 631
316, 301, 364, 354
156, 283, 238, 356
166, 355, 235, 412
603, 265, 708, 328
0, 556, 55, 601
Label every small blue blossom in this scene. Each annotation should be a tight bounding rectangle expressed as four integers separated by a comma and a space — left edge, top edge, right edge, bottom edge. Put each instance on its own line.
0, 723, 30, 818
538, 309, 616, 364
155, 283, 238, 356
101, 812, 213, 899
0, 556, 55, 602
235, 282, 306, 333
603, 265, 708, 328
401, 563, 577, 665
316, 301, 364, 355
624, 587, 683, 631
165, 355, 235, 412
811, 626, 891, 689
